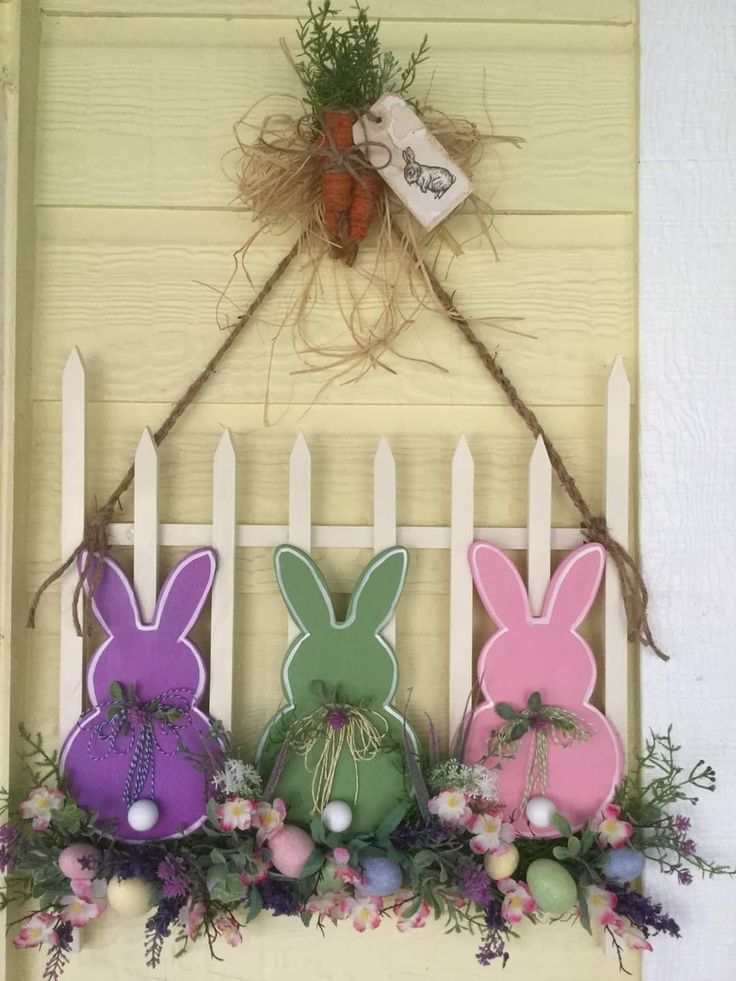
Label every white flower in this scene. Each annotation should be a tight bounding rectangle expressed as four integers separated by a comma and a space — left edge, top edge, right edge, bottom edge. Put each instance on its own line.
18, 787, 65, 830
211, 758, 262, 799
427, 762, 498, 803
428, 789, 472, 826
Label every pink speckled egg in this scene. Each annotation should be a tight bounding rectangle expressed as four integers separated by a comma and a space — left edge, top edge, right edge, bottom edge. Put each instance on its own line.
267, 825, 314, 878
58, 843, 102, 881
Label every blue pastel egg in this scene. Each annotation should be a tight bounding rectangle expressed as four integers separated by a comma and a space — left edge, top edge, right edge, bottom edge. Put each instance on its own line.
360, 857, 402, 896
605, 847, 646, 883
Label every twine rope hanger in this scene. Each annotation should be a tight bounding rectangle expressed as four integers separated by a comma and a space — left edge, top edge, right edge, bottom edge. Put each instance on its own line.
26, 181, 668, 661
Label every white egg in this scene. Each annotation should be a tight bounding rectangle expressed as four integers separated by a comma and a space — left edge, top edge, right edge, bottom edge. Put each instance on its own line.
321, 800, 353, 833
107, 877, 154, 918
525, 795, 556, 829
127, 799, 160, 832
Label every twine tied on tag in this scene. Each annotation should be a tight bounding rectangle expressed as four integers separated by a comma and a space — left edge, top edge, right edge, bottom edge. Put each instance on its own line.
488, 691, 589, 813
286, 703, 388, 815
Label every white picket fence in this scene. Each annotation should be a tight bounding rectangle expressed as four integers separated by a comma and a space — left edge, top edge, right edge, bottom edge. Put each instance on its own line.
58, 348, 632, 750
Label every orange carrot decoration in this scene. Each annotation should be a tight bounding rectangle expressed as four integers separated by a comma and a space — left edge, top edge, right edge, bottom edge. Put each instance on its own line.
294, 1, 429, 264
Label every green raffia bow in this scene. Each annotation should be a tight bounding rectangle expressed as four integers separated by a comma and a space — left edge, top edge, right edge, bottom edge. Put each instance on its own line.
489, 691, 589, 813
287, 703, 388, 815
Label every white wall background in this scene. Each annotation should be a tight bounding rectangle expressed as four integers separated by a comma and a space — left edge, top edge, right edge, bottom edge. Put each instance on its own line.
639, 2, 736, 979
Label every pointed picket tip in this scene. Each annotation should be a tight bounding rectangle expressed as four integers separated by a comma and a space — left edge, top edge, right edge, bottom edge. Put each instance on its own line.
290, 430, 311, 462
135, 426, 158, 461
215, 428, 236, 461
374, 435, 395, 472
453, 434, 473, 466
63, 347, 85, 390
529, 433, 551, 471
607, 355, 630, 398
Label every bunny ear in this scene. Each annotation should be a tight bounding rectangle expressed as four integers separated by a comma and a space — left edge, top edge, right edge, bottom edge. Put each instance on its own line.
347, 546, 408, 635
77, 549, 140, 636
403, 147, 414, 163
274, 545, 334, 635
542, 543, 605, 630
468, 541, 530, 628
154, 548, 216, 638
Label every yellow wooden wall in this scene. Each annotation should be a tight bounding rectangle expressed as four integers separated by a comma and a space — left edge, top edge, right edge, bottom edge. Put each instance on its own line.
3, 0, 639, 978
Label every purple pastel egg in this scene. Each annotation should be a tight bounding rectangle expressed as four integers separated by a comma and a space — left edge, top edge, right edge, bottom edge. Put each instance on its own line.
605, 847, 646, 882
360, 857, 402, 895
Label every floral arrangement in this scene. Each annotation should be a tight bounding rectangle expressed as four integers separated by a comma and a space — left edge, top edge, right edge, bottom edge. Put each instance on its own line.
1, 724, 731, 979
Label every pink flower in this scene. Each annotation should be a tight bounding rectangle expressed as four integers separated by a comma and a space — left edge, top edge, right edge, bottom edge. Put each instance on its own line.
329, 847, 362, 887
18, 787, 64, 831
214, 912, 243, 948
179, 898, 206, 941
254, 798, 287, 844
468, 809, 515, 855
214, 796, 256, 832
584, 884, 617, 924
350, 896, 383, 933
428, 789, 472, 827
60, 893, 105, 927
594, 804, 633, 850
306, 890, 352, 924
240, 851, 271, 887
497, 878, 537, 924
13, 913, 59, 949
70, 877, 108, 909
393, 893, 431, 932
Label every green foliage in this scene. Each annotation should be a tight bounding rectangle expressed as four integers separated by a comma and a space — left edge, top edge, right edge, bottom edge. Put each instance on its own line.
293, 1, 429, 119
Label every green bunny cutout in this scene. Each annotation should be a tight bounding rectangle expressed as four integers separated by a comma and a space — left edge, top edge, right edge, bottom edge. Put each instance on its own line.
256, 545, 418, 834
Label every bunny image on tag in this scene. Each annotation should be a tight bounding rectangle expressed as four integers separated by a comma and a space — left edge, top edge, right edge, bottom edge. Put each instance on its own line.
355, 94, 472, 229
458, 543, 624, 836
60, 549, 221, 841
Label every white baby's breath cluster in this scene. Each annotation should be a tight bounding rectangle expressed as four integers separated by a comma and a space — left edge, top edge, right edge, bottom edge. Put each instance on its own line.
211, 758, 263, 800
427, 760, 498, 802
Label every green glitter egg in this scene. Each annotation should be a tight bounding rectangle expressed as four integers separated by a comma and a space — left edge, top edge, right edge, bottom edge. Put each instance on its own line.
526, 859, 578, 916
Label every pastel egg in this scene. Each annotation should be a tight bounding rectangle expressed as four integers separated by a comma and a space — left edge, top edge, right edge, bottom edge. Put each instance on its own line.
58, 843, 102, 881
321, 801, 353, 834
483, 844, 520, 880
525, 796, 556, 829
268, 825, 315, 878
527, 859, 578, 916
106, 877, 154, 918
605, 847, 646, 883
127, 799, 160, 833
360, 857, 402, 896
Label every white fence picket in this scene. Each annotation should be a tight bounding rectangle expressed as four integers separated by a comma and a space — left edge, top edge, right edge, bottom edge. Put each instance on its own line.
374, 437, 397, 645
527, 436, 552, 616
604, 357, 631, 752
288, 433, 311, 641
210, 430, 236, 728
59, 348, 86, 741
449, 436, 474, 740
133, 428, 159, 623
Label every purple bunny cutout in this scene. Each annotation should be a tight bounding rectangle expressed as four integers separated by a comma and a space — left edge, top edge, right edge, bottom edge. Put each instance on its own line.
60, 548, 220, 841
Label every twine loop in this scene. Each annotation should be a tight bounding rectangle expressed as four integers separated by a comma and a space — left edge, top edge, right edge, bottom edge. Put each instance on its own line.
488, 691, 589, 813
82, 683, 194, 808
286, 702, 388, 815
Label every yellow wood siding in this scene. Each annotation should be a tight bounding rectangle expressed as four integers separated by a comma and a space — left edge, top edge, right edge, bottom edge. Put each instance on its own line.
3, 1, 639, 977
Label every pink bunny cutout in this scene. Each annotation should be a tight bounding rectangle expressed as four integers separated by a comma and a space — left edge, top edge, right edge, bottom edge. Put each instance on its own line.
60, 548, 220, 841
460, 542, 624, 836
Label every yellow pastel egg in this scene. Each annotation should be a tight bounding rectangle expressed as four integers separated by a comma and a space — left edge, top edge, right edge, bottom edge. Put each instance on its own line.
483, 844, 520, 880
106, 877, 154, 918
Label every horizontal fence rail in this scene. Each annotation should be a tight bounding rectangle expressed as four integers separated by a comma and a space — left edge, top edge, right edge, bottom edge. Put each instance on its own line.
59, 348, 631, 748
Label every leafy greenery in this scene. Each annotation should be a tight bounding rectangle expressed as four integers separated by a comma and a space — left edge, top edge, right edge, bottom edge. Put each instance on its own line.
293, 1, 429, 119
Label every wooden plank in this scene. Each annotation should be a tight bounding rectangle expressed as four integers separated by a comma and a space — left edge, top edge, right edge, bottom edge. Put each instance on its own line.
40, 1, 635, 24
373, 436, 397, 645
28, 400, 617, 534
449, 436, 474, 738
209, 429, 236, 728
34, 18, 636, 213
133, 427, 159, 621
287, 432, 310, 641
603, 356, 629, 752
527, 435, 551, 615
30, 211, 636, 408
59, 347, 85, 738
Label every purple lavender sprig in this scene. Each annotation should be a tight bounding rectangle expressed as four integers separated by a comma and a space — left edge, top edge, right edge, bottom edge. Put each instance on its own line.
258, 878, 302, 917
606, 883, 680, 939
476, 899, 510, 967
0, 824, 21, 874
145, 897, 185, 968
42, 923, 73, 981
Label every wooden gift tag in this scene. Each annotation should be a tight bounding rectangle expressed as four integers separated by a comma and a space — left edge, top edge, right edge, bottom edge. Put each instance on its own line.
354, 94, 472, 230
